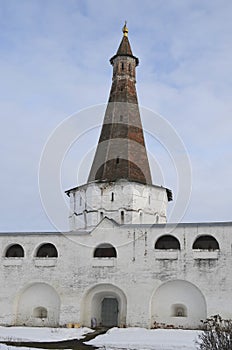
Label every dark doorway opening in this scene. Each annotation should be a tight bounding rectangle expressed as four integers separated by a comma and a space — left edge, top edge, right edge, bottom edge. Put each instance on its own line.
101, 298, 118, 327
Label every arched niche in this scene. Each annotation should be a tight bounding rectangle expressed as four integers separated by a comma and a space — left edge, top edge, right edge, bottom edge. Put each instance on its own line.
151, 280, 207, 328
80, 283, 127, 327
171, 303, 187, 317
16, 283, 60, 326
33, 306, 48, 319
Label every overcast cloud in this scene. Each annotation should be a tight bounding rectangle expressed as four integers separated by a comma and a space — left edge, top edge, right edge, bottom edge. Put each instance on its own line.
0, 0, 232, 231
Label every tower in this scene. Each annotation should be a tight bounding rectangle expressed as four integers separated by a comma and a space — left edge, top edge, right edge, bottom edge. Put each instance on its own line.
66, 24, 172, 230
88, 22, 152, 185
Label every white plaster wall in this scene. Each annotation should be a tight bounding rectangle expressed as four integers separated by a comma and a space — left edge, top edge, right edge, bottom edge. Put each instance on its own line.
68, 180, 168, 230
0, 221, 232, 328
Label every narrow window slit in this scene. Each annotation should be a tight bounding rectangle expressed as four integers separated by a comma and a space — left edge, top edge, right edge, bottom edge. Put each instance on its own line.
121, 211, 124, 224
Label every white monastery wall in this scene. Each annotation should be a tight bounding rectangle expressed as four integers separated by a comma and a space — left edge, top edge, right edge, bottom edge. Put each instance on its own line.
0, 221, 232, 328
3, 27, 228, 331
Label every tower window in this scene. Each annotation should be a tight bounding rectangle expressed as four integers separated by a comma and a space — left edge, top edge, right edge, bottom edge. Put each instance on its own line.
116, 157, 120, 164
128, 63, 131, 72
111, 192, 114, 201
121, 62, 124, 70
121, 211, 124, 224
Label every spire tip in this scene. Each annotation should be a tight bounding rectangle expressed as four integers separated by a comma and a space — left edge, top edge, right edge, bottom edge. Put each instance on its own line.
122, 21, 128, 37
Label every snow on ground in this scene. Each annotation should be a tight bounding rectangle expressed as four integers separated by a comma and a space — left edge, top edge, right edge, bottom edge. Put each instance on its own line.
0, 326, 93, 342
0, 345, 49, 350
0, 326, 203, 350
87, 327, 201, 350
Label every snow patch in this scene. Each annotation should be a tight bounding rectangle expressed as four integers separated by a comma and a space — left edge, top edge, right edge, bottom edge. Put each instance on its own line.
0, 326, 93, 342
0, 326, 202, 350
87, 327, 201, 350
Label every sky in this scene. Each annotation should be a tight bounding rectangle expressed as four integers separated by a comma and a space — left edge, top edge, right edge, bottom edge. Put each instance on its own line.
0, 0, 232, 231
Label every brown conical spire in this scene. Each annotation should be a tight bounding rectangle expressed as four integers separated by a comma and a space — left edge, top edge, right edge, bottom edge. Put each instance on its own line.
88, 24, 152, 185
116, 22, 133, 56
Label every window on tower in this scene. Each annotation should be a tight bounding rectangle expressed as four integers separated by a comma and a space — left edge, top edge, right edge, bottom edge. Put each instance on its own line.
121, 210, 124, 224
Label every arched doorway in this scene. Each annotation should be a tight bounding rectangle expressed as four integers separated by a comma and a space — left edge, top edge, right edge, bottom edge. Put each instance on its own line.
101, 297, 118, 327
81, 283, 127, 327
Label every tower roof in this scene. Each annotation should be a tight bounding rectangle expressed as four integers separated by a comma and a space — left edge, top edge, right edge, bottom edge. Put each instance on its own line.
88, 24, 152, 185
110, 23, 139, 66
116, 35, 133, 56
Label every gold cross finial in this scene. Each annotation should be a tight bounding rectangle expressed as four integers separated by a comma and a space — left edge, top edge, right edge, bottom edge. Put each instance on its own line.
122, 21, 128, 37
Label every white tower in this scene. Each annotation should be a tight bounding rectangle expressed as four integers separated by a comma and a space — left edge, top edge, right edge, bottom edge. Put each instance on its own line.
65, 24, 172, 231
